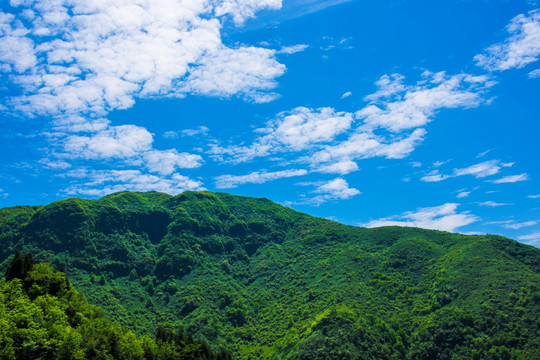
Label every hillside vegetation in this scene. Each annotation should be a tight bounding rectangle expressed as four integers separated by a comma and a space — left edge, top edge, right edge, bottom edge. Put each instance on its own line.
0, 251, 231, 359
0, 191, 539, 359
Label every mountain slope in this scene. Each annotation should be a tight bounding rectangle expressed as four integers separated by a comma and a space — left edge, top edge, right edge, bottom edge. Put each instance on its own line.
0, 251, 231, 360
0, 191, 538, 359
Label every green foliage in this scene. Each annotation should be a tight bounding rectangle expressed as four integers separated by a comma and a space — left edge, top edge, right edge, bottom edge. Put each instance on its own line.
0, 191, 539, 359
0, 257, 229, 360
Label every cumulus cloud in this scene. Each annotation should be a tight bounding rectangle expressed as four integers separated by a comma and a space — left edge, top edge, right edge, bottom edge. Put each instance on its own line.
313, 178, 360, 199
62, 125, 203, 175
209, 106, 354, 163
362, 203, 479, 233
357, 71, 493, 132
214, 168, 307, 188
64, 169, 204, 197
214, 0, 282, 24
1, 0, 285, 117
143, 150, 203, 175
0, 0, 287, 195
296, 178, 361, 205
209, 71, 491, 177
310, 128, 427, 170
183, 45, 285, 102
491, 173, 529, 183
64, 125, 153, 159
475, 9, 540, 71
265, 107, 354, 151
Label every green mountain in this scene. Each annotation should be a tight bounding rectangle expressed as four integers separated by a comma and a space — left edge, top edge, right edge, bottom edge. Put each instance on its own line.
0, 191, 539, 359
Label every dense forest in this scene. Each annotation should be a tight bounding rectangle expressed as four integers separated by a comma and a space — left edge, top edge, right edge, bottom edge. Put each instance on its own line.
0, 251, 231, 359
0, 191, 539, 359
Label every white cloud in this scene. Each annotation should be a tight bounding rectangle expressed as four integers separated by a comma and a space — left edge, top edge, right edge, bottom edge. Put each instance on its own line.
272, 0, 355, 23
267, 107, 354, 150
163, 131, 180, 139
363, 74, 406, 102
0, 0, 287, 194
314, 178, 360, 198
457, 191, 471, 198
507, 221, 536, 229
181, 126, 210, 137
491, 173, 529, 183
309, 127, 427, 171
475, 9, 540, 71
476, 149, 491, 158
529, 68, 540, 78
420, 170, 451, 182
1, 1, 284, 117
62, 125, 203, 175
214, 168, 307, 188
341, 91, 352, 99
277, 44, 309, 54
52, 116, 111, 133
420, 160, 507, 182
298, 178, 361, 205
208, 71, 490, 177
517, 232, 540, 247
488, 220, 537, 229
143, 150, 203, 175
0, 31, 37, 73
478, 201, 513, 207
182, 45, 285, 102
316, 160, 359, 175
454, 160, 502, 178
39, 158, 71, 170
528, 194, 540, 199
214, 0, 282, 25
357, 71, 493, 132
320, 36, 353, 52
209, 106, 354, 163
362, 203, 479, 233
64, 125, 153, 159
64, 169, 204, 197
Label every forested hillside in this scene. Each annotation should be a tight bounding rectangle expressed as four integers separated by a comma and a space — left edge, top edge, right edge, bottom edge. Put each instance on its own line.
0, 251, 231, 359
0, 191, 538, 359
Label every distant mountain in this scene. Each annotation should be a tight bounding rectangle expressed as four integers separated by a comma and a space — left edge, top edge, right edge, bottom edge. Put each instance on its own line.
0, 191, 538, 359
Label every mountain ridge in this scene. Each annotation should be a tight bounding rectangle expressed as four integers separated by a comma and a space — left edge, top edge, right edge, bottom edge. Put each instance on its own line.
0, 191, 539, 359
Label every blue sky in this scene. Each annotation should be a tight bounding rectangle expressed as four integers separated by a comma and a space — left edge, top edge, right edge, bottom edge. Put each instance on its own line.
1, 0, 540, 246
